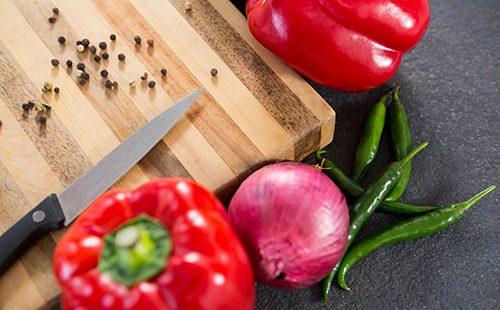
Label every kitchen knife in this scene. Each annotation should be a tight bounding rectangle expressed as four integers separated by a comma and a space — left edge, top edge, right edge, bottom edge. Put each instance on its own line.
0, 89, 203, 276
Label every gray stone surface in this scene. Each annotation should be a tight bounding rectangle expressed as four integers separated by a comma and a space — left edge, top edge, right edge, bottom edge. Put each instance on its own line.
232, 0, 500, 309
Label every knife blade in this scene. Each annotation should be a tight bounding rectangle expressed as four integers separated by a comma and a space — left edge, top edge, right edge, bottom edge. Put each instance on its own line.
0, 89, 203, 275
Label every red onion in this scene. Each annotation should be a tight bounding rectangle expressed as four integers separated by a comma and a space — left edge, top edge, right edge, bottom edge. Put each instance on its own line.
228, 162, 349, 289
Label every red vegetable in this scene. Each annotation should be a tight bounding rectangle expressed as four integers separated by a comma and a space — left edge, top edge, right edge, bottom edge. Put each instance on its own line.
246, 0, 430, 92
229, 162, 349, 289
54, 178, 254, 310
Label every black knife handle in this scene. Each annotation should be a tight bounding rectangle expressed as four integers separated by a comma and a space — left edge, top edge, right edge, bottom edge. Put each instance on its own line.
0, 194, 65, 276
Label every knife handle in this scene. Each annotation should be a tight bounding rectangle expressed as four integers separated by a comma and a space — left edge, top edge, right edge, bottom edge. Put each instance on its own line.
0, 194, 65, 276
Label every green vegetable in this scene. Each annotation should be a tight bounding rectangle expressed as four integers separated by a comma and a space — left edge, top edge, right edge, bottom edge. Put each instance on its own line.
351, 91, 389, 182
323, 142, 428, 301
386, 86, 412, 201
316, 151, 437, 215
337, 185, 496, 290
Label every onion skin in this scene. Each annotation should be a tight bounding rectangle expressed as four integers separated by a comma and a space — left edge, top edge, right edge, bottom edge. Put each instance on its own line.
229, 162, 349, 289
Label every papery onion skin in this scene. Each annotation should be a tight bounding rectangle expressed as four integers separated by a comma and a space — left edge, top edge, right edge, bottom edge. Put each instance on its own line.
229, 162, 349, 289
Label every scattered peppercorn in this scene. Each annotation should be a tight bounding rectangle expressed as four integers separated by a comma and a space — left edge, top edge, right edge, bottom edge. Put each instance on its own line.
0, 120, 2, 127
89, 45, 97, 54
104, 79, 113, 89
54, 87, 60, 94
112, 81, 118, 88
28, 99, 36, 109
81, 39, 90, 47
76, 40, 82, 46
22, 103, 30, 111
51, 59, 59, 67
75, 70, 84, 78
185, 1, 193, 12
129, 81, 136, 88
210, 68, 218, 77
161, 68, 167, 76
66, 59, 73, 67
42, 103, 51, 111
52, 7, 59, 15
110, 34, 116, 41
77, 44, 85, 52
134, 35, 141, 44
140, 72, 148, 80
118, 53, 125, 61
102, 52, 109, 60
76, 62, 85, 70
58, 36, 66, 44
37, 115, 47, 125
148, 81, 156, 88
99, 42, 107, 50
147, 39, 154, 47
48, 17, 56, 24
82, 72, 90, 80
79, 78, 86, 85
44, 82, 53, 91
94, 55, 101, 63
100, 69, 108, 78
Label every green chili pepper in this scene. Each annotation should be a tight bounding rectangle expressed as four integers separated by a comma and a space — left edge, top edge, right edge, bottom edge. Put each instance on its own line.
351, 91, 389, 182
337, 185, 495, 290
322, 142, 428, 302
386, 86, 412, 201
315, 151, 437, 215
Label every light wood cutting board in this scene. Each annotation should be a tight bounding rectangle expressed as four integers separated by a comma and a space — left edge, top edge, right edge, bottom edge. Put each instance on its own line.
0, 0, 334, 308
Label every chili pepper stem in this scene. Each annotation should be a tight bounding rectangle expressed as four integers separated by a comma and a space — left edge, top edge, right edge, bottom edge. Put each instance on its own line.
393, 85, 401, 103
399, 141, 428, 165
455, 185, 496, 214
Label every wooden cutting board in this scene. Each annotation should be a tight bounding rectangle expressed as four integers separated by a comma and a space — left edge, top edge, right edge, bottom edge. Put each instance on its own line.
0, 0, 334, 308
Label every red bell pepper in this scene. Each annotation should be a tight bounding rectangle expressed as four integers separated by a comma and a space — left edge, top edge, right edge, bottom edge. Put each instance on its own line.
54, 178, 255, 310
246, 0, 430, 92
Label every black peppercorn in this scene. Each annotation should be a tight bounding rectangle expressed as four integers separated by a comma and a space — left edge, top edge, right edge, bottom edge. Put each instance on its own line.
0, 120, 2, 127
134, 35, 141, 44
140, 72, 148, 80
112, 81, 118, 88
161, 68, 167, 76
102, 52, 109, 60
66, 60, 73, 67
37, 115, 47, 125
42, 103, 51, 110
148, 81, 156, 88
76, 62, 85, 70
98, 42, 107, 50
76, 40, 82, 46
100, 69, 108, 78
89, 45, 97, 54
58, 36, 66, 44
118, 53, 125, 61
104, 79, 113, 89
52, 7, 59, 15
28, 99, 36, 109
82, 72, 90, 80
94, 55, 101, 63
51, 59, 59, 67
147, 39, 154, 47
110, 34, 116, 41
81, 39, 90, 47
54, 87, 60, 94
48, 17, 56, 24
22, 103, 30, 111
210, 68, 218, 77
79, 78, 86, 85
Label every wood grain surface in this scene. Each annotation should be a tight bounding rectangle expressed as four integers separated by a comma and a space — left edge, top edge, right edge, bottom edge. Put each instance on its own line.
0, 0, 334, 308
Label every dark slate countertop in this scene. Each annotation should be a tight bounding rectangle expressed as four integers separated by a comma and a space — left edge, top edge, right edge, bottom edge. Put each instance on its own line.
231, 0, 500, 309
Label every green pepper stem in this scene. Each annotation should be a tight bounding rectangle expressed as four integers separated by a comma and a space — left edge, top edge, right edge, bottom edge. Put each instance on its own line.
455, 185, 496, 214
399, 141, 428, 165
393, 85, 401, 103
